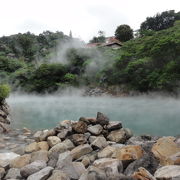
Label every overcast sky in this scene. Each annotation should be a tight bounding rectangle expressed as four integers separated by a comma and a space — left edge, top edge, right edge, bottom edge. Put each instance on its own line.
0, 0, 179, 42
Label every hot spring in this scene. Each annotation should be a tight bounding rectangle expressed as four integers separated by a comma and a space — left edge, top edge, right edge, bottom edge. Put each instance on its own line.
7, 94, 180, 136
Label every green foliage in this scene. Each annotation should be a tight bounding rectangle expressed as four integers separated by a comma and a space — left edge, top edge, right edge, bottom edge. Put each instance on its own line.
140, 10, 180, 35
89, 31, 106, 43
115, 24, 133, 42
0, 84, 11, 101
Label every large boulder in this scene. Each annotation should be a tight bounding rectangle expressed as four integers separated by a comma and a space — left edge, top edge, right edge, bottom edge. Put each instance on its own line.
152, 136, 180, 165
106, 121, 122, 131
31, 150, 49, 163
154, 165, 180, 180
27, 166, 53, 180
97, 145, 116, 158
25, 142, 40, 153
5, 168, 21, 179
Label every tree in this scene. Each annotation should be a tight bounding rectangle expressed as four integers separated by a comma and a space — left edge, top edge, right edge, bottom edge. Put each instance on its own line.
140, 10, 180, 34
115, 25, 133, 42
89, 31, 105, 43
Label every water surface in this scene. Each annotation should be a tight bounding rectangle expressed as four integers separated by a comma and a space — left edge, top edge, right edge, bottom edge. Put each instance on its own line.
7, 94, 180, 136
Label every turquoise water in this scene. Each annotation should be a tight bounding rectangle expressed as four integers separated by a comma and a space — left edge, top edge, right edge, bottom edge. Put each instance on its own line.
7, 94, 180, 136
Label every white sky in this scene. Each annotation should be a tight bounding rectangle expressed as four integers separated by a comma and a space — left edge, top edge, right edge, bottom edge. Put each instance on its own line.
0, 0, 179, 42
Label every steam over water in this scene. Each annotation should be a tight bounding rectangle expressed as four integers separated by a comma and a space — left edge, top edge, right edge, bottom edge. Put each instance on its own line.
7, 94, 180, 136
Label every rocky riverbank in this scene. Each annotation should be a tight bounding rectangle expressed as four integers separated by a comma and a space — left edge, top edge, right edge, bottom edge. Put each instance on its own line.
0, 112, 180, 180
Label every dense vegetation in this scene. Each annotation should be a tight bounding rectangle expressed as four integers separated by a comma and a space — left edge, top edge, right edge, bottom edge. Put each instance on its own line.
0, 10, 180, 94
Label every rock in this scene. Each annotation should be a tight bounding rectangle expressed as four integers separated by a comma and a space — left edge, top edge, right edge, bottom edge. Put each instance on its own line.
152, 136, 180, 165
25, 142, 39, 153
168, 152, 180, 165
20, 160, 47, 178
0, 159, 9, 170
47, 170, 70, 180
132, 167, 155, 180
79, 117, 91, 125
88, 124, 103, 135
27, 166, 53, 180
38, 141, 49, 151
114, 145, 144, 161
154, 165, 180, 180
81, 156, 91, 167
96, 112, 109, 125
107, 129, 127, 143
5, 168, 21, 179
73, 162, 86, 177
72, 121, 87, 134
91, 136, 108, 149
0, 152, 19, 161
13, 146, 25, 155
71, 134, 87, 145
31, 150, 49, 163
79, 166, 106, 180
59, 120, 72, 129
0, 167, 5, 179
10, 154, 31, 168
39, 129, 56, 141
85, 117, 97, 125
47, 136, 61, 147
124, 153, 159, 176
88, 136, 97, 144
97, 145, 116, 158
33, 131, 43, 142
93, 158, 123, 177
48, 140, 74, 156
106, 121, 122, 131
56, 151, 79, 179
48, 152, 59, 168
71, 144, 93, 160
57, 129, 69, 140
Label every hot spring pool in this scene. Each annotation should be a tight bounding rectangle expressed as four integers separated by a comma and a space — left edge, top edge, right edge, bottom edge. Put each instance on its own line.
7, 94, 180, 136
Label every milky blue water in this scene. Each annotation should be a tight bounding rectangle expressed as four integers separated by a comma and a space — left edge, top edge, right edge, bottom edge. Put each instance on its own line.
7, 94, 180, 136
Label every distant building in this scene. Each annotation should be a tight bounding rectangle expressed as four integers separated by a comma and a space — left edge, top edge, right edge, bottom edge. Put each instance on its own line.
86, 36, 122, 49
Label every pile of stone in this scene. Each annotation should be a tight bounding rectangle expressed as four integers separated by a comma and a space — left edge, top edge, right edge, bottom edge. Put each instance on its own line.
0, 112, 180, 180
0, 101, 11, 133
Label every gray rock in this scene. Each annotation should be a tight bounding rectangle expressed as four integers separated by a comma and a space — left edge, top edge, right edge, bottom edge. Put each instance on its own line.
33, 131, 43, 142
57, 129, 69, 140
72, 162, 86, 178
0, 159, 10, 170
27, 166, 53, 180
47, 170, 70, 180
31, 150, 48, 163
88, 124, 103, 135
47, 136, 61, 147
124, 153, 159, 176
71, 144, 93, 160
93, 158, 123, 177
39, 129, 56, 141
56, 151, 79, 179
97, 146, 116, 159
71, 134, 87, 145
5, 168, 21, 179
154, 165, 180, 180
91, 136, 108, 150
96, 112, 109, 125
0, 167, 5, 179
48, 140, 74, 156
79, 166, 106, 180
107, 129, 127, 143
20, 160, 47, 178
88, 136, 97, 144
106, 121, 122, 131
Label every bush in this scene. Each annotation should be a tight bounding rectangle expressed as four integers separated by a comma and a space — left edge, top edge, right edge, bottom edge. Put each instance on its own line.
0, 84, 11, 101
